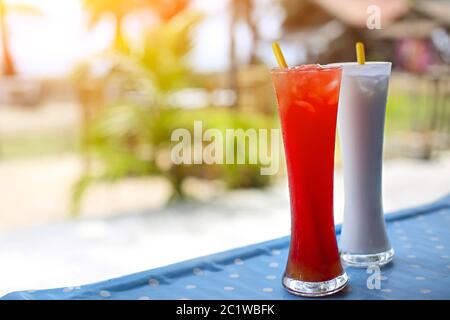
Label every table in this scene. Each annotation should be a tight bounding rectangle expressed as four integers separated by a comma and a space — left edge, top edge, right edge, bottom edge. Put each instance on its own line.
2, 194, 450, 300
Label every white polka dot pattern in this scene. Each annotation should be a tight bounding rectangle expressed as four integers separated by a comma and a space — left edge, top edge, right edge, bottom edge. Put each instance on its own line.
193, 268, 204, 276
99, 290, 111, 297
6, 199, 449, 300
234, 258, 244, 265
148, 279, 159, 287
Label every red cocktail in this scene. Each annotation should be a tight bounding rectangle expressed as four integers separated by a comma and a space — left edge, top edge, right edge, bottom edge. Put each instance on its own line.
271, 64, 348, 296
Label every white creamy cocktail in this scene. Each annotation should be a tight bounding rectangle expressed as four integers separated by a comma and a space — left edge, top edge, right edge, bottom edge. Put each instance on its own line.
330, 61, 394, 267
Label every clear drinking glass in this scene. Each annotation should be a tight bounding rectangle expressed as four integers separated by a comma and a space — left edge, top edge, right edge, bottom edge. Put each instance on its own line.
271, 65, 348, 296
333, 62, 394, 267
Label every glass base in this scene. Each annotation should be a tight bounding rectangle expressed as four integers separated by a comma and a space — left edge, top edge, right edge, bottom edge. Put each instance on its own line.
340, 248, 394, 268
282, 272, 348, 297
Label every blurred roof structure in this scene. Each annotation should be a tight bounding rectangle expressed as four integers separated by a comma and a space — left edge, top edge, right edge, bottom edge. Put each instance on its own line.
413, 0, 450, 26
283, 0, 450, 33
376, 19, 439, 39
282, 0, 410, 30
276, 0, 450, 66
375, 0, 450, 39
313, 0, 410, 28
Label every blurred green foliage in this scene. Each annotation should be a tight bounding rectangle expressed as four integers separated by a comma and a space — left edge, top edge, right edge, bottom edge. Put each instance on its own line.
72, 106, 275, 214
385, 92, 418, 134
138, 11, 203, 92
72, 4, 275, 215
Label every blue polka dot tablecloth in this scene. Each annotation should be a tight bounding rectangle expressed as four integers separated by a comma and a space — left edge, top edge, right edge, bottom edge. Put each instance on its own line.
2, 194, 450, 300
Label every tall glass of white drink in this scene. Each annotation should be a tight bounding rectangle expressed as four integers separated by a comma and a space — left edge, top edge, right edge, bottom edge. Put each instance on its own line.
332, 62, 394, 267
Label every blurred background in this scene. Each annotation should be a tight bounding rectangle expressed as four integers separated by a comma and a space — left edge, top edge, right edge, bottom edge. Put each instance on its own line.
0, 0, 449, 295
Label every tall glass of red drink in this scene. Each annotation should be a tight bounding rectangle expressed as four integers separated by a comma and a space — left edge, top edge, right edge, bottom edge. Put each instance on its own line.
271, 65, 348, 296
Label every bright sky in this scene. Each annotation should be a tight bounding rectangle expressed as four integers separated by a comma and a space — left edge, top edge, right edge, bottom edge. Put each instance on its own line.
3, 0, 284, 77
6, 0, 109, 76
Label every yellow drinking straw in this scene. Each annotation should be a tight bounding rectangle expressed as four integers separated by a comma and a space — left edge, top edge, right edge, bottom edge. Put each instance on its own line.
356, 42, 366, 65
272, 42, 288, 68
